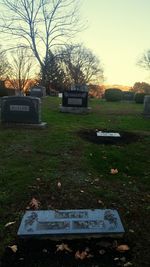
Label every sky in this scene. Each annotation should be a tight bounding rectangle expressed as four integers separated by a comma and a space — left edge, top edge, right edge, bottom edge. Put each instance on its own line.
76, 0, 150, 86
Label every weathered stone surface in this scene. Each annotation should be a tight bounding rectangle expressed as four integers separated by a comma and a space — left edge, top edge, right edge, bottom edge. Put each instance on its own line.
143, 95, 150, 118
17, 209, 125, 239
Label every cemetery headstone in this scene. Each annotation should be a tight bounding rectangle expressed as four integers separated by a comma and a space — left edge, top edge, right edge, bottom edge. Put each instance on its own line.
60, 90, 90, 113
17, 209, 125, 239
143, 95, 150, 118
1, 96, 47, 127
71, 84, 88, 92
29, 86, 46, 98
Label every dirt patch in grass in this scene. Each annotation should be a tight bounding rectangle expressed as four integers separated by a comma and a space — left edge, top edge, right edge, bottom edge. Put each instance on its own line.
78, 129, 142, 145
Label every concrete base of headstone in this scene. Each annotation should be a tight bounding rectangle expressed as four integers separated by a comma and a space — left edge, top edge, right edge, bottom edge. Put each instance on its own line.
59, 105, 91, 114
17, 209, 125, 240
2, 122, 47, 129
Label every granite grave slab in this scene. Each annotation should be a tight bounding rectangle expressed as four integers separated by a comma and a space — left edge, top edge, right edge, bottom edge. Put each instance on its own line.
62, 91, 88, 107
1, 96, 47, 127
60, 91, 91, 113
17, 209, 125, 239
29, 86, 46, 98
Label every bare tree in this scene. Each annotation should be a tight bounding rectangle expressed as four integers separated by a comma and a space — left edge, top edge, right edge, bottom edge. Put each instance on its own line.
59, 44, 104, 86
7, 47, 35, 93
0, 45, 10, 80
138, 50, 150, 70
0, 0, 83, 77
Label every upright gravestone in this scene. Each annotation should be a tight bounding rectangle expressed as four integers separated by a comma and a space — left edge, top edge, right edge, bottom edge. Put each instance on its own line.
17, 209, 125, 239
60, 90, 90, 114
1, 96, 47, 127
29, 86, 46, 98
143, 95, 150, 118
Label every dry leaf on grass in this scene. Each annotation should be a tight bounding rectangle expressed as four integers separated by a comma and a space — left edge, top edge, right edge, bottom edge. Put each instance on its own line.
110, 168, 118, 174
124, 262, 133, 267
97, 199, 104, 205
116, 244, 130, 252
8, 245, 18, 253
27, 197, 40, 210
5, 221, 16, 227
57, 181, 62, 189
56, 243, 72, 252
75, 250, 88, 260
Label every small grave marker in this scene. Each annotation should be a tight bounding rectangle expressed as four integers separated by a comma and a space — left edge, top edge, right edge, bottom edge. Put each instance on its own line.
17, 209, 125, 239
96, 131, 121, 137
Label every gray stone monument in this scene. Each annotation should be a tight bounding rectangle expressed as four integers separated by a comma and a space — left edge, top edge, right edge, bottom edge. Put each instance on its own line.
1, 96, 47, 128
143, 95, 150, 118
29, 86, 46, 98
60, 91, 91, 114
17, 209, 125, 239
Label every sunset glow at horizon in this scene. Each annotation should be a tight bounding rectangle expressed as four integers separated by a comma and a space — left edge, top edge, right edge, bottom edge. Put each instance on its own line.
77, 0, 150, 86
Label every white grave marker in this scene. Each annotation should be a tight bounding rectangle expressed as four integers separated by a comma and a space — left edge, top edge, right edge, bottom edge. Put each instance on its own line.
96, 131, 121, 137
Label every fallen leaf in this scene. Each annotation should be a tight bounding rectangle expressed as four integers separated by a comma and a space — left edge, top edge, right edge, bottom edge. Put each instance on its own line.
28, 197, 40, 210
116, 244, 130, 252
8, 245, 18, 253
80, 190, 84, 193
110, 168, 118, 174
57, 181, 61, 189
129, 229, 134, 233
56, 243, 72, 252
114, 258, 119, 261
124, 262, 133, 267
98, 200, 104, 205
75, 250, 88, 260
42, 248, 48, 253
5, 221, 16, 227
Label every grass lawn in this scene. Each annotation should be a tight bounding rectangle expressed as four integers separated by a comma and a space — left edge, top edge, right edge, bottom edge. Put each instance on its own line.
0, 97, 149, 266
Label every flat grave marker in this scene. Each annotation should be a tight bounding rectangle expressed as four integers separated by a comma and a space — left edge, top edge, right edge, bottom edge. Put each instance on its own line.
96, 131, 121, 137
17, 209, 125, 239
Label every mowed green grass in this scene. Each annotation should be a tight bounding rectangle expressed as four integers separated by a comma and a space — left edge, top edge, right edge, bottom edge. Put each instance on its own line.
0, 97, 149, 266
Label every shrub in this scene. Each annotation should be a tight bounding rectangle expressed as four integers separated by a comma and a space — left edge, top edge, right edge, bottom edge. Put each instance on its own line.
0, 87, 8, 97
134, 93, 146, 104
123, 91, 135, 101
105, 88, 123, 101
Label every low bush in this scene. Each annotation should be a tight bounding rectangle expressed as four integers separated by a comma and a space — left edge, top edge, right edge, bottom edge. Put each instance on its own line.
134, 93, 146, 103
105, 88, 123, 101
123, 91, 135, 101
